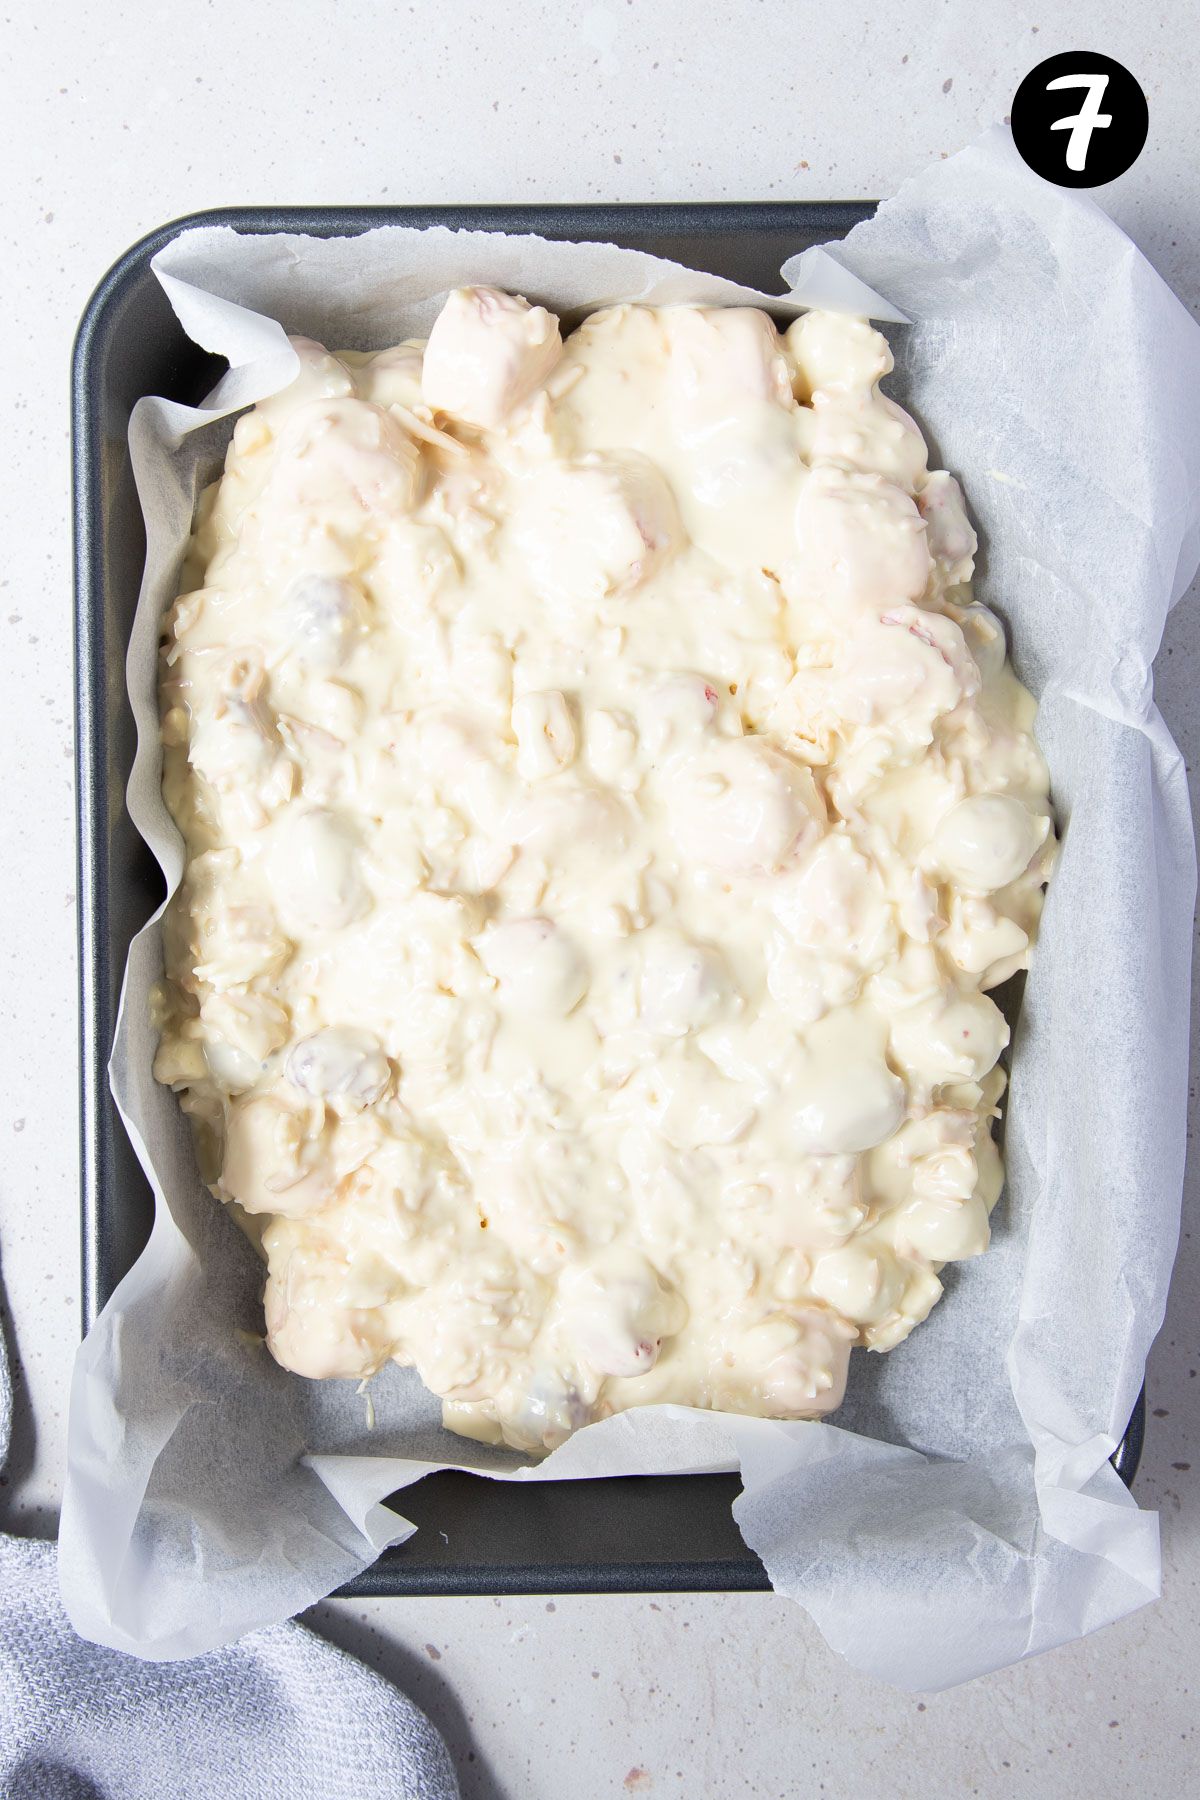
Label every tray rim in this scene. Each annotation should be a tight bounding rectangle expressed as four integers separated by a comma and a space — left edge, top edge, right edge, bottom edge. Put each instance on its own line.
74, 198, 884, 341
72, 200, 1145, 1603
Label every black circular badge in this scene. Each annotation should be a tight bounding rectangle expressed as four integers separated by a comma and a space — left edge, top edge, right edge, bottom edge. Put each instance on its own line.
1011, 52, 1148, 188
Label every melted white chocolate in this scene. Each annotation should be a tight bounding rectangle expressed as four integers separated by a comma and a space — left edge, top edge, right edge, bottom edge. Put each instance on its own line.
154, 291, 1054, 1453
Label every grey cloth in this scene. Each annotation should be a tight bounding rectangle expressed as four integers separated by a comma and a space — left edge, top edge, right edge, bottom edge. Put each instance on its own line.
0, 1329, 459, 1800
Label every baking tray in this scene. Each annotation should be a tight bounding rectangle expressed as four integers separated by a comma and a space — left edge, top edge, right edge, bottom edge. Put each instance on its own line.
73, 203, 1145, 1599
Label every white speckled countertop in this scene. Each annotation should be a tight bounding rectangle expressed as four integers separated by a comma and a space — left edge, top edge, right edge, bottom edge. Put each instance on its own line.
2, 2, 1196, 1793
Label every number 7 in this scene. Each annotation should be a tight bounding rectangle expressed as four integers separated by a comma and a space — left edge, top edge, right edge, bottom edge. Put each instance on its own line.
1046, 73, 1113, 172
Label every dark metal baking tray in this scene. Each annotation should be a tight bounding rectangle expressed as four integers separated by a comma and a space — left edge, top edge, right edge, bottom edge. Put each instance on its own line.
73, 203, 1145, 1599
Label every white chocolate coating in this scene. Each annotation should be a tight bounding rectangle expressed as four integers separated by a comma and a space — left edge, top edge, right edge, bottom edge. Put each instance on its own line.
154, 293, 1054, 1453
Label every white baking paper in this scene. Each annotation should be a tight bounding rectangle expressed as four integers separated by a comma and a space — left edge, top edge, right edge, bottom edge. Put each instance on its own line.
60, 126, 1200, 1690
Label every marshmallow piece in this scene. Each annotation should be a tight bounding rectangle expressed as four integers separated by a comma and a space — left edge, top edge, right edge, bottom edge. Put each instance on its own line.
267, 398, 420, 518
637, 932, 730, 1037
810, 389, 929, 491
478, 1375, 599, 1456
585, 708, 639, 787
220, 1095, 336, 1218
558, 1252, 687, 1380
784, 1009, 906, 1155
919, 471, 978, 584
932, 793, 1050, 892
956, 603, 1008, 684
768, 832, 894, 966
512, 689, 577, 781
505, 781, 629, 859
199, 991, 290, 1093
479, 916, 588, 1016
823, 609, 978, 752
666, 305, 795, 430
279, 336, 356, 404
889, 989, 1010, 1088
422, 287, 562, 429
897, 1192, 991, 1263
732, 1309, 852, 1416
794, 465, 932, 615
513, 454, 680, 604
942, 894, 1030, 978
638, 674, 720, 761
286, 574, 369, 670
286, 1027, 391, 1109
809, 1243, 905, 1325
637, 1049, 757, 1151
268, 809, 371, 936
786, 311, 892, 398
787, 1058, 906, 1156
359, 342, 425, 411
666, 738, 825, 875
263, 1233, 397, 1379
188, 650, 280, 789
